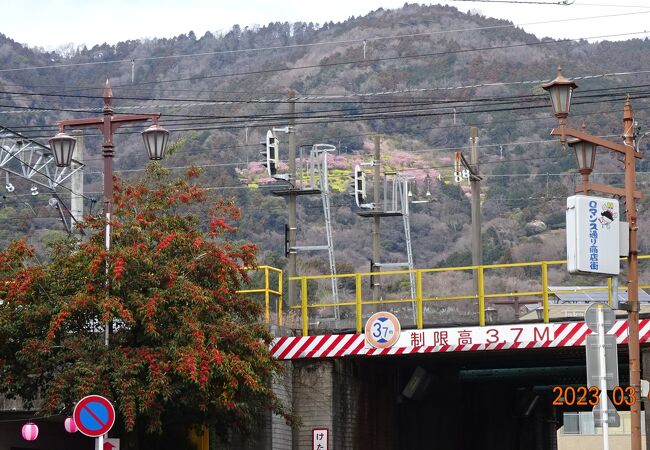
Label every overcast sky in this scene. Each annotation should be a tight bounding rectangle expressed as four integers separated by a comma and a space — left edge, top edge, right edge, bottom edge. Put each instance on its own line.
3, 0, 649, 50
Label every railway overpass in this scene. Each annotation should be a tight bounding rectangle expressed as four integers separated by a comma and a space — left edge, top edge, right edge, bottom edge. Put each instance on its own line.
244, 258, 650, 450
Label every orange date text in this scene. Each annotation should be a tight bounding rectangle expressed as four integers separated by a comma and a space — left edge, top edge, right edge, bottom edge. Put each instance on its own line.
551, 386, 636, 407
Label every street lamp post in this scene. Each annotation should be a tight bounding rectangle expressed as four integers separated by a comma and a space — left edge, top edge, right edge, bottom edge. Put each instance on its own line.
544, 67, 643, 450
48, 80, 169, 347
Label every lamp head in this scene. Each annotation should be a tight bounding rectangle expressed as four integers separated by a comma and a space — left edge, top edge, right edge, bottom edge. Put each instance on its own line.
542, 66, 577, 119
141, 123, 170, 160
48, 132, 76, 167
568, 138, 597, 175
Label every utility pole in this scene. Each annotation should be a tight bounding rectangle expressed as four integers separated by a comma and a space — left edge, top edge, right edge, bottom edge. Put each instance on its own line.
372, 135, 381, 302
470, 127, 482, 294
455, 128, 483, 297
70, 131, 84, 229
623, 98, 642, 450
543, 68, 643, 450
287, 94, 298, 309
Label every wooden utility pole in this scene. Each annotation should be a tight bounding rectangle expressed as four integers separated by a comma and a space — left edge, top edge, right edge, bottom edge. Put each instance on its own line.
623, 97, 642, 450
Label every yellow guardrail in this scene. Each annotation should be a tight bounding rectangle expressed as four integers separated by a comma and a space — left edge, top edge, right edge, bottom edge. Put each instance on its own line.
237, 265, 283, 326
287, 255, 650, 336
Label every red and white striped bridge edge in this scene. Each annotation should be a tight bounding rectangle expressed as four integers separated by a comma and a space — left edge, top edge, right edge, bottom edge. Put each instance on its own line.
270, 319, 650, 360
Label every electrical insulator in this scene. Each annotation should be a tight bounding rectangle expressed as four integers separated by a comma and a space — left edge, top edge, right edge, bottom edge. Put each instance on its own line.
260, 130, 278, 176
350, 164, 366, 207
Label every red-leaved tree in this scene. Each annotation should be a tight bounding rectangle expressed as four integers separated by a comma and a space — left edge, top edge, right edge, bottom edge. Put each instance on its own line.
0, 164, 292, 448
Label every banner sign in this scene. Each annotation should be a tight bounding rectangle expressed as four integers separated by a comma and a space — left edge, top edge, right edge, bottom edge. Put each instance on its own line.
567, 195, 620, 275
270, 319, 650, 360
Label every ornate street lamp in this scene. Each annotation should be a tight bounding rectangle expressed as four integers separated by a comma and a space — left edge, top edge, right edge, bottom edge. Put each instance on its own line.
49, 80, 169, 349
542, 66, 577, 120
142, 123, 170, 160
545, 67, 643, 450
542, 66, 577, 145
50, 121, 169, 168
568, 138, 597, 184
48, 132, 77, 167
49, 81, 169, 170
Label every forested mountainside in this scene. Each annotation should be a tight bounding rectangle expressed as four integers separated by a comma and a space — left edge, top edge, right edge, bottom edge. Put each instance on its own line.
0, 3, 649, 285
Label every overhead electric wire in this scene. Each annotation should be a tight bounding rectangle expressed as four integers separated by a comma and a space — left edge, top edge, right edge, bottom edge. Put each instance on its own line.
2, 75, 648, 107
1, 67, 649, 128
11, 94, 650, 146
119, 30, 650, 87
450, 0, 649, 7
572, 2, 650, 8
3, 81, 648, 138
1, 9, 647, 79
99, 93, 650, 132
448, 0, 574, 4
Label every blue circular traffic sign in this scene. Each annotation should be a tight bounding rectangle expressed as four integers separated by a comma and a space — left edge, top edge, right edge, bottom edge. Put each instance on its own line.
73, 395, 115, 437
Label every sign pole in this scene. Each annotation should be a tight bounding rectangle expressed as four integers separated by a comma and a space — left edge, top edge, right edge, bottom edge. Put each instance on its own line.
98, 435, 103, 450
597, 305, 609, 450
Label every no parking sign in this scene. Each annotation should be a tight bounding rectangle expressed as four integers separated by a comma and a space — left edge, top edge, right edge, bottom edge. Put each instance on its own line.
73, 395, 115, 438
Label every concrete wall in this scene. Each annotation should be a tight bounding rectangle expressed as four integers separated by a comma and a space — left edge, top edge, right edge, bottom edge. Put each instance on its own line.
271, 361, 293, 450
332, 360, 359, 449
292, 360, 334, 450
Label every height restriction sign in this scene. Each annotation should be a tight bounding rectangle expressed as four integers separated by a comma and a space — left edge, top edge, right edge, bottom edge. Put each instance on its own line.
365, 311, 401, 348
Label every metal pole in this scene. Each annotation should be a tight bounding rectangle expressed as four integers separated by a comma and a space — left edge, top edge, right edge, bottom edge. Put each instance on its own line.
372, 135, 381, 302
287, 94, 298, 309
623, 96, 641, 450
102, 82, 114, 349
70, 131, 84, 228
611, 276, 619, 309
597, 304, 610, 450
470, 127, 482, 296
55, 79, 164, 347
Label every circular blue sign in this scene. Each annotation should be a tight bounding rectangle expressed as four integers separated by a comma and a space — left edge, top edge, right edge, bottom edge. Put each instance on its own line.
73, 395, 115, 437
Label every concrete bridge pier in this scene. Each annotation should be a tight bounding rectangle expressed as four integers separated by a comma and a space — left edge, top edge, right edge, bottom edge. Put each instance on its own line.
292, 359, 362, 449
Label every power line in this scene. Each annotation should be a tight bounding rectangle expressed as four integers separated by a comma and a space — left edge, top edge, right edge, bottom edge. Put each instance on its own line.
1, 10, 647, 77
573, 2, 650, 8
6, 85, 649, 138
10, 95, 650, 155
122, 30, 650, 87
2, 73, 649, 106
448, 0, 574, 4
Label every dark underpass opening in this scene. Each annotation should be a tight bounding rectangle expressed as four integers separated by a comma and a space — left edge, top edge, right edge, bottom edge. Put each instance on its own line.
345, 346, 631, 450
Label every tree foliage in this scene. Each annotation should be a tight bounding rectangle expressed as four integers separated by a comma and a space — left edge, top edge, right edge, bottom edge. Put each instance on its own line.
0, 164, 292, 443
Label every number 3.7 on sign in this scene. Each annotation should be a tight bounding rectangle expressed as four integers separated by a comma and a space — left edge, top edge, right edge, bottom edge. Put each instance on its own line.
484, 326, 550, 344
372, 322, 392, 339
365, 312, 401, 349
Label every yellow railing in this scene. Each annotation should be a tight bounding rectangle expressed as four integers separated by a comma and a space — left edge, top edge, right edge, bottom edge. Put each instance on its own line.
237, 265, 284, 326
288, 256, 650, 336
